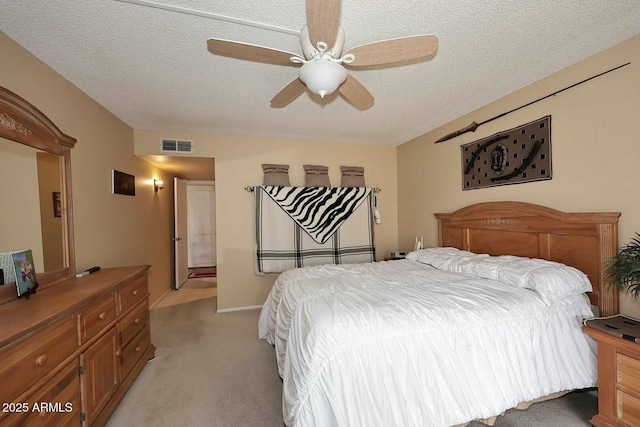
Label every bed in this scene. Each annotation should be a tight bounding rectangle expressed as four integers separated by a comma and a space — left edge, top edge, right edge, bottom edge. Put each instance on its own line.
258, 201, 621, 427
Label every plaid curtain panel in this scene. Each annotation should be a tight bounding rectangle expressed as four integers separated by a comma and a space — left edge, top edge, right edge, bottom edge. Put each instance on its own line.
255, 186, 376, 273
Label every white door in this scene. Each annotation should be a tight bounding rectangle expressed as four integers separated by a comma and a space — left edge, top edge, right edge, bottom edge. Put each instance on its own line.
174, 177, 189, 289
187, 184, 216, 268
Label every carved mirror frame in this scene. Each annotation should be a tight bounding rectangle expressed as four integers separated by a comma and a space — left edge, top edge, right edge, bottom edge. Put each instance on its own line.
0, 86, 76, 304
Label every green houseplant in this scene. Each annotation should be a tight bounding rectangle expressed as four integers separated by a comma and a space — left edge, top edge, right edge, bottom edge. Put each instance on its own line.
607, 233, 640, 298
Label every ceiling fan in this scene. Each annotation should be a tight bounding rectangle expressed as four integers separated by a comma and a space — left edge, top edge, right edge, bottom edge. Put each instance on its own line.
207, 0, 438, 110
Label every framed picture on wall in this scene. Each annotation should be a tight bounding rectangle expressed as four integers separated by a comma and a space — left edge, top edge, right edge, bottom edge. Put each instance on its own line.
112, 170, 136, 196
52, 191, 62, 217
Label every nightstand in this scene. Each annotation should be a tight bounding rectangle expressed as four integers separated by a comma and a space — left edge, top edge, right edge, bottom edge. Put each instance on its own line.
583, 324, 640, 427
384, 251, 408, 261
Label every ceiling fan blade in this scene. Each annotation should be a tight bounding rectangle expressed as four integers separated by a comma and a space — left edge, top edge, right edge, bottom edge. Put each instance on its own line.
271, 79, 307, 108
345, 35, 438, 69
207, 39, 299, 66
306, 0, 340, 48
338, 75, 374, 110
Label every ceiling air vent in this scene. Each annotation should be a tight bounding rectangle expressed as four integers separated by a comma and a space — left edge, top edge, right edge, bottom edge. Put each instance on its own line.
161, 139, 193, 153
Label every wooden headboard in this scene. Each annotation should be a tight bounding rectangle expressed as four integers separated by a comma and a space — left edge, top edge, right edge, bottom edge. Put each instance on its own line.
435, 202, 621, 316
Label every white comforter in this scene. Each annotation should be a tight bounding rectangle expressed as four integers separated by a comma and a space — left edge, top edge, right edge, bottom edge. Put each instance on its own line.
258, 259, 597, 427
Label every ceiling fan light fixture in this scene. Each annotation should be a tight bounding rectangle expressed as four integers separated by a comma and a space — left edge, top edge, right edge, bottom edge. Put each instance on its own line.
207, 0, 438, 108
298, 60, 347, 98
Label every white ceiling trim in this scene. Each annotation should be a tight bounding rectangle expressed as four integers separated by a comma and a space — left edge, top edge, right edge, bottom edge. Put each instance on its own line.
114, 0, 301, 36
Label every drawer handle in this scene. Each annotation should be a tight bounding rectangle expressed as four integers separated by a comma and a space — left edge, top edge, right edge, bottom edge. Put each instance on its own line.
99, 312, 106, 320
115, 349, 122, 358
132, 289, 139, 296
134, 318, 140, 324
135, 346, 141, 353
35, 354, 48, 367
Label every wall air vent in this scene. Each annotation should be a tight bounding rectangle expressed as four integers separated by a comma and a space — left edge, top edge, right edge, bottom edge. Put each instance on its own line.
161, 139, 193, 153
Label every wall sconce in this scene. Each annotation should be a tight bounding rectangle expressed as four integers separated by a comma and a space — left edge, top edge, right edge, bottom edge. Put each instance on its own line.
154, 179, 164, 192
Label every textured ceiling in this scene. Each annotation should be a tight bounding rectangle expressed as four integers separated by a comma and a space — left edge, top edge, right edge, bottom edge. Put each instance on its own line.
1, 0, 639, 146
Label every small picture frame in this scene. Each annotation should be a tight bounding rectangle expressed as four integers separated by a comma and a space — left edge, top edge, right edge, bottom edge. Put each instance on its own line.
112, 170, 136, 196
12, 250, 39, 299
52, 191, 62, 217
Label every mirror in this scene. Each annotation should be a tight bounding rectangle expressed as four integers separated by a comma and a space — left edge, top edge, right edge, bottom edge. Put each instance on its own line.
0, 86, 76, 303
0, 137, 64, 274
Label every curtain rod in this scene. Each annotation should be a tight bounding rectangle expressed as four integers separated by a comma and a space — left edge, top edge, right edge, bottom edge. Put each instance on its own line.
245, 186, 381, 193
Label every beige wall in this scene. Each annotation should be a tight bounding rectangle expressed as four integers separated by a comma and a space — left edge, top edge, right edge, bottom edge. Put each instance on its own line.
134, 131, 398, 309
397, 34, 640, 317
5, 25, 634, 316
0, 32, 174, 304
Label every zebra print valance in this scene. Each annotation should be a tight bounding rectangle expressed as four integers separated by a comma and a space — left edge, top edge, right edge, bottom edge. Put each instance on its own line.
261, 186, 372, 244
255, 186, 375, 273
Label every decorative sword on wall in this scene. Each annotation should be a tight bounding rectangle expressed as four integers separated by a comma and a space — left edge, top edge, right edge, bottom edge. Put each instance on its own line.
434, 62, 631, 144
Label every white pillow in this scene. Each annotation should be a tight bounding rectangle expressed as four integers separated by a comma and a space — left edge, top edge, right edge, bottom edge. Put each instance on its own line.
455, 255, 523, 280
407, 247, 592, 304
494, 258, 592, 305
406, 247, 488, 270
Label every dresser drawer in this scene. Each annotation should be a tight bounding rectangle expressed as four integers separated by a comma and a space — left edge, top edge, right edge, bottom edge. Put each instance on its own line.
77, 293, 116, 345
617, 353, 640, 394
617, 389, 640, 426
2, 361, 81, 427
116, 274, 147, 315
118, 299, 149, 347
120, 326, 151, 380
0, 317, 76, 405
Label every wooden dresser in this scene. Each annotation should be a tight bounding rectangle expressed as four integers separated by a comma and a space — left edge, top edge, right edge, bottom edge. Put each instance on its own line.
584, 325, 640, 427
0, 266, 155, 427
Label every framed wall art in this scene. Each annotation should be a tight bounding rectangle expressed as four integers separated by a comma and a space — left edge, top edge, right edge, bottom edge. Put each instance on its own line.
112, 170, 136, 196
52, 192, 62, 217
461, 116, 552, 190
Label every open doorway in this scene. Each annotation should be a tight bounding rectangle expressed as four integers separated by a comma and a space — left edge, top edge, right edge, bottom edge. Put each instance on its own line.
174, 178, 216, 287
170, 178, 216, 308
139, 155, 216, 309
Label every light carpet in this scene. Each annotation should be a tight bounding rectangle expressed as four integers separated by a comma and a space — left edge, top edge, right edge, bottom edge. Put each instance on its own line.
152, 277, 217, 309
107, 296, 597, 426
107, 297, 282, 426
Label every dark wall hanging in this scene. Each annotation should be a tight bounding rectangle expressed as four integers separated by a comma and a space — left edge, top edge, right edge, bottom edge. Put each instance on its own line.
112, 170, 136, 196
52, 192, 62, 217
461, 116, 551, 191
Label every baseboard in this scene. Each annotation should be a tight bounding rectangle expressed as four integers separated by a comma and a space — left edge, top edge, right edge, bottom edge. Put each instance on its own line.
216, 304, 262, 313
150, 287, 172, 309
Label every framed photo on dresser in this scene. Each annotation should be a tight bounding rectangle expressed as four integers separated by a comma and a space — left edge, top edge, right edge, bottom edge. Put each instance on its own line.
12, 249, 39, 297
